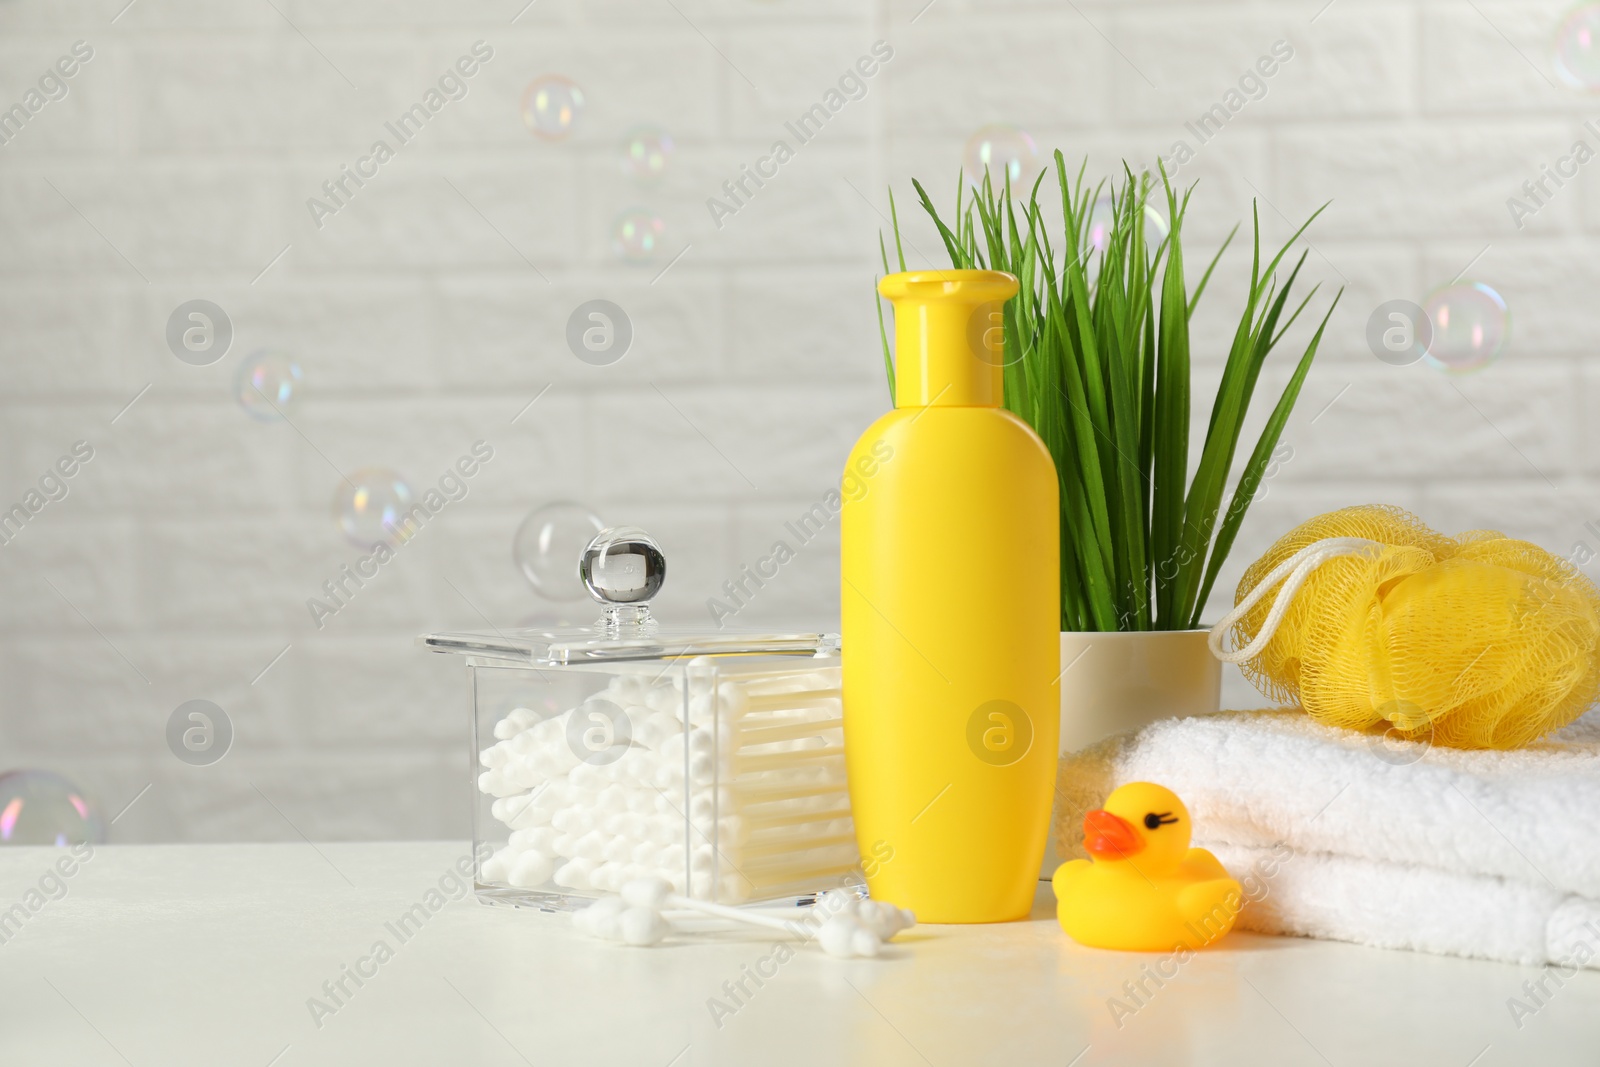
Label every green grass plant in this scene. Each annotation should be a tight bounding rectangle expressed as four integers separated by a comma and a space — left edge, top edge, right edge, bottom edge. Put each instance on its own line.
877, 151, 1341, 631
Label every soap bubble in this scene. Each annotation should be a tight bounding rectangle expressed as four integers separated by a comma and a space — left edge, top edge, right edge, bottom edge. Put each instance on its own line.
522, 75, 585, 140
621, 126, 674, 180
0, 770, 106, 846
514, 501, 604, 601
1556, 4, 1600, 89
235, 350, 304, 421
333, 469, 416, 549
1088, 199, 1115, 254
612, 208, 665, 263
962, 125, 1039, 190
1087, 195, 1170, 257
1422, 282, 1509, 374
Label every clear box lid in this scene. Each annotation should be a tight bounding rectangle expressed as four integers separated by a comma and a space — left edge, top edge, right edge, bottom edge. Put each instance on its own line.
419, 525, 839, 667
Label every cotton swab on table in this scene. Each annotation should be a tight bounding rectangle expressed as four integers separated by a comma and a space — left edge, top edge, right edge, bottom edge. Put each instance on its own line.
571, 877, 917, 957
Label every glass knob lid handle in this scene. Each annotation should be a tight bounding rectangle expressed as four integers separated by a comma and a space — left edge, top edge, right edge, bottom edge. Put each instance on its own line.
580, 526, 666, 607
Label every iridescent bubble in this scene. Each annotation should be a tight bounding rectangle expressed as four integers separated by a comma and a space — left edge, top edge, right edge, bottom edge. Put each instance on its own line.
522, 75, 585, 140
235, 350, 304, 421
1556, 4, 1600, 89
1086, 195, 1170, 259
333, 469, 415, 549
0, 770, 105, 846
612, 208, 665, 263
1088, 197, 1114, 254
514, 501, 604, 601
1145, 207, 1171, 244
1422, 282, 1509, 375
621, 126, 674, 180
961, 125, 1039, 190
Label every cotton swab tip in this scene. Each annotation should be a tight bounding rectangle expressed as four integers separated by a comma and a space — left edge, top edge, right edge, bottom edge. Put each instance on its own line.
621, 875, 674, 910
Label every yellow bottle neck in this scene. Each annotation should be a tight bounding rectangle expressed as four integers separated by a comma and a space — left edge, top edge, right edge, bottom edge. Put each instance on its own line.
881, 270, 1019, 409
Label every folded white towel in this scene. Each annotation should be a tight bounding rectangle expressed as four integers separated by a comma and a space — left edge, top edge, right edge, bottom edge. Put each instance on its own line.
1055, 708, 1600, 970
1209, 841, 1600, 971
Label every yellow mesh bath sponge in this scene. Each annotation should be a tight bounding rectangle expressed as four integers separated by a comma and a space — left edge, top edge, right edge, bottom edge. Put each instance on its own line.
1211, 505, 1600, 749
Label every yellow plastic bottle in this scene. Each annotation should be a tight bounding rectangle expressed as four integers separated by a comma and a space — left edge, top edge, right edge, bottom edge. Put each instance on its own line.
841, 270, 1060, 923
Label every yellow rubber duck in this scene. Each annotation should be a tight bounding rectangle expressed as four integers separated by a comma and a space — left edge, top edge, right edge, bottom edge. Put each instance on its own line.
1051, 782, 1243, 952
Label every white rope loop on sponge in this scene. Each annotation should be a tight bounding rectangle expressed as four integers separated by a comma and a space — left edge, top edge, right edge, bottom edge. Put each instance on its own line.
1207, 537, 1387, 664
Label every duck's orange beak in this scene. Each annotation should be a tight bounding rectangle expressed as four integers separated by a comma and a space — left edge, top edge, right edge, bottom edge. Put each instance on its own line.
1083, 809, 1144, 858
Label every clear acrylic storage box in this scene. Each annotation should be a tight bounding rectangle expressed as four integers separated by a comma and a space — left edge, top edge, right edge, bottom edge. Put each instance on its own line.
422, 527, 860, 909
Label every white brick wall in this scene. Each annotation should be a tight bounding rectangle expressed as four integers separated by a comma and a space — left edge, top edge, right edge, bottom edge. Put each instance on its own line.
0, 0, 1590, 841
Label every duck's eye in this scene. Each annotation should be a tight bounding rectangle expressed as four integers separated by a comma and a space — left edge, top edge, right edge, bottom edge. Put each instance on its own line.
1144, 812, 1179, 830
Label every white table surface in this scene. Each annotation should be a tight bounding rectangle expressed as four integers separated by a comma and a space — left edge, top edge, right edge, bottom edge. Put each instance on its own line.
2, 843, 1597, 1066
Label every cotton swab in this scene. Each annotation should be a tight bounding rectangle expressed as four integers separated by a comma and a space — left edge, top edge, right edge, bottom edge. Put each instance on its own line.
479, 663, 864, 906
571, 895, 671, 946
571, 876, 917, 958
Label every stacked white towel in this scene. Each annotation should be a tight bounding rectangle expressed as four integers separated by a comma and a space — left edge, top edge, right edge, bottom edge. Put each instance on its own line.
1055, 708, 1600, 970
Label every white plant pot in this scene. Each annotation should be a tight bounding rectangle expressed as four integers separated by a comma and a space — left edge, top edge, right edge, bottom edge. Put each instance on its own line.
1041, 629, 1222, 877
1057, 629, 1222, 755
